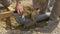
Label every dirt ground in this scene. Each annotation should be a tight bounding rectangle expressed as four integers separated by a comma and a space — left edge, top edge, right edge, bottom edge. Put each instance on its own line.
0, 0, 60, 34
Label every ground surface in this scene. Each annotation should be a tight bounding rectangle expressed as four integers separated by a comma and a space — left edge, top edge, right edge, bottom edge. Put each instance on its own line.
0, 0, 60, 34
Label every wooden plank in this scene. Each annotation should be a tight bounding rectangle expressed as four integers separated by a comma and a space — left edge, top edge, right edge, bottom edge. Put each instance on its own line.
0, 11, 13, 19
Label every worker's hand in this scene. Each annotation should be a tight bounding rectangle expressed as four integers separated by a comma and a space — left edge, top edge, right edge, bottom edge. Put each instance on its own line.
16, 3, 24, 16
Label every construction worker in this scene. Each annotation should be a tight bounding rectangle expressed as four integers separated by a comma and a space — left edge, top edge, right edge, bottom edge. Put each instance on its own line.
0, 0, 59, 27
